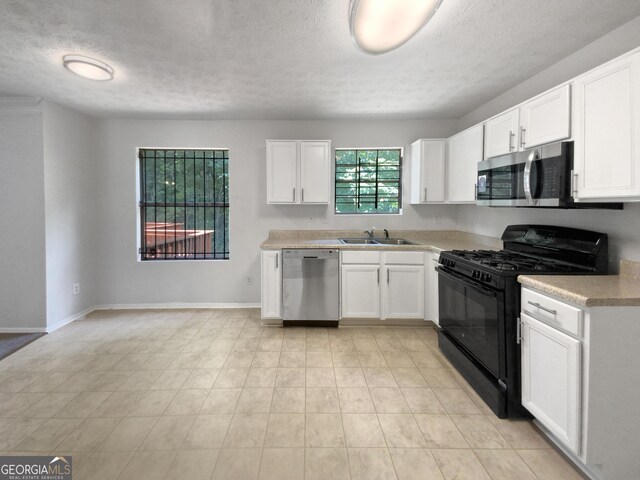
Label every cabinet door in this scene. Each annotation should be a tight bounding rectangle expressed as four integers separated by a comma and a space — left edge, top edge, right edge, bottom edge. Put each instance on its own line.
519, 84, 571, 150
341, 265, 380, 318
410, 140, 445, 204
447, 125, 483, 203
300, 141, 331, 203
521, 313, 581, 453
425, 252, 439, 325
484, 109, 519, 159
573, 52, 640, 200
261, 250, 282, 319
266, 141, 298, 203
382, 265, 425, 319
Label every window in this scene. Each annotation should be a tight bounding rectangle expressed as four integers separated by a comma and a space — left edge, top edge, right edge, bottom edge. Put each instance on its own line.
335, 148, 402, 214
139, 148, 229, 260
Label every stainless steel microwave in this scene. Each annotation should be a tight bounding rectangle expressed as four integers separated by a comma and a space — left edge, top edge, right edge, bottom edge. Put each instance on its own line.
476, 141, 621, 209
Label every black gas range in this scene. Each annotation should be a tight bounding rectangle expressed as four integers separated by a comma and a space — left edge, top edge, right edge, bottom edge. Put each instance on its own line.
437, 225, 608, 418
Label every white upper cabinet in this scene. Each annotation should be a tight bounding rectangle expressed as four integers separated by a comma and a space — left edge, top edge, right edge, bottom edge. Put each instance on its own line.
299, 141, 331, 203
484, 85, 571, 160
267, 141, 298, 203
572, 51, 640, 201
447, 124, 483, 203
519, 85, 571, 150
410, 139, 446, 204
266, 140, 331, 204
484, 109, 519, 159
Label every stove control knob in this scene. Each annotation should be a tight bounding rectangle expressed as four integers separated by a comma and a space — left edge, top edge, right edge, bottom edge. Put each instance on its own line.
472, 270, 479, 279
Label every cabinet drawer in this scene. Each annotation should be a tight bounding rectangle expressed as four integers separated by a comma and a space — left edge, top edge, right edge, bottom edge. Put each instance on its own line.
382, 251, 424, 265
341, 251, 381, 264
521, 288, 583, 337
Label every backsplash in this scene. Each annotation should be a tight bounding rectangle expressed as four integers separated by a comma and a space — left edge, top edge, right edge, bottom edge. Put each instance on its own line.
455, 203, 640, 273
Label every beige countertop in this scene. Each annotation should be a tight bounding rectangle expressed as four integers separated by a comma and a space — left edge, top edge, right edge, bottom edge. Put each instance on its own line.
260, 229, 501, 253
518, 260, 640, 307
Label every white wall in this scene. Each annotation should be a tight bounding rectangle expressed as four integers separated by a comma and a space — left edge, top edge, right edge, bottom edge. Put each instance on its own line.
454, 16, 640, 269
95, 118, 459, 306
0, 109, 47, 330
456, 206, 640, 270
458, 15, 640, 130
43, 101, 100, 328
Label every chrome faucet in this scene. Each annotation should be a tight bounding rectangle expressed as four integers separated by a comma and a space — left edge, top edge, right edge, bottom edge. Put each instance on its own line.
364, 228, 375, 239
383, 229, 390, 239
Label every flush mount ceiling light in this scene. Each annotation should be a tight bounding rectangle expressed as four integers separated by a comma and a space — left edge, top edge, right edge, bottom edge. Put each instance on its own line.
349, 0, 443, 54
62, 54, 114, 81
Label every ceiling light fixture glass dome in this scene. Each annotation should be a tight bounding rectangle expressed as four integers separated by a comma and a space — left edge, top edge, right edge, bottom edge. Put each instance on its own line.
62, 54, 114, 81
349, 0, 444, 55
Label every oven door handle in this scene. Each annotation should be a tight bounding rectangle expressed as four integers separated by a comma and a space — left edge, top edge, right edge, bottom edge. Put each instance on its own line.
437, 267, 498, 298
523, 149, 540, 206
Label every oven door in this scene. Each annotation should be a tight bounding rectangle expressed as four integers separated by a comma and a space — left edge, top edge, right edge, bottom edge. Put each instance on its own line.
437, 267, 504, 378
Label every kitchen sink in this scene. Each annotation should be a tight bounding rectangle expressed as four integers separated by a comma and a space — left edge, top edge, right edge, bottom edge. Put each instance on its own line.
339, 237, 418, 246
375, 238, 418, 245
339, 238, 380, 245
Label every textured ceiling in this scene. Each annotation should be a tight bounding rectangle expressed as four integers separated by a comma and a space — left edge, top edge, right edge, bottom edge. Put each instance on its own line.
0, 0, 639, 119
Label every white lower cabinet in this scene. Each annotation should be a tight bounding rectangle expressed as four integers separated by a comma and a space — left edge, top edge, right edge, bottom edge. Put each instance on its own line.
520, 286, 640, 480
425, 251, 439, 325
341, 265, 380, 318
260, 250, 282, 319
341, 250, 425, 320
521, 311, 581, 453
382, 265, 424, 319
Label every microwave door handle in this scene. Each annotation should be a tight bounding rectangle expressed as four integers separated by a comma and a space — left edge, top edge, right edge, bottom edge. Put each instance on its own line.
523, 149, 539, 206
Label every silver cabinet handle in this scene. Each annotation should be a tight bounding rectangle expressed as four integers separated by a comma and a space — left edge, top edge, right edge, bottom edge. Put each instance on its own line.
386, 269, 390, 284
508, 131, 515, 151
377, 268, 380, 284
423, 187, 427, 202
301, 187, 304, 203
527, 301, 557, 315
275, 253, 279, 269
292, 187, 296, 202
516, 317, 522, 344
520, 127, 526, 149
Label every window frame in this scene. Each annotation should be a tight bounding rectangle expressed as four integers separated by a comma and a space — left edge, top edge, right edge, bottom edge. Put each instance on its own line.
137, 147, 230, 262
334, 147, 403, 215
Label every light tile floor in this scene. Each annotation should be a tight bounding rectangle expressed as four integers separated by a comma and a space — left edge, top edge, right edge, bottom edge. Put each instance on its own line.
0, 309, 586, 480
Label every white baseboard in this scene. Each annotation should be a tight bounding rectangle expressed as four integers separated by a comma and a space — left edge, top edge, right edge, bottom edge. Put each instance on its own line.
0, 306, 94, 333
0, 327, 47, 333
1, 303, 260, 333
46, 307, 96, 333
94, 303, 260, 310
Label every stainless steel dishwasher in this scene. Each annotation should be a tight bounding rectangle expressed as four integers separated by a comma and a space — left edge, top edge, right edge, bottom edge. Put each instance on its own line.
282, 249, 339, 327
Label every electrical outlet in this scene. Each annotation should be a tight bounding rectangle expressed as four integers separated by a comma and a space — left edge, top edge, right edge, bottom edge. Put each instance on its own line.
73, 283, 80, 295
245, 276, 253, 286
